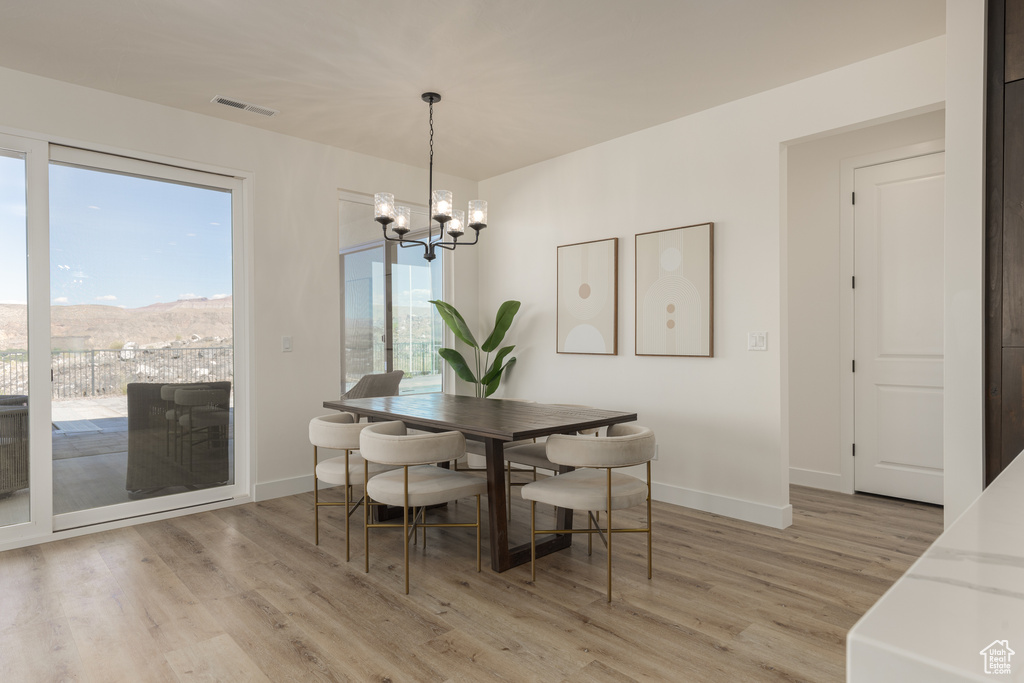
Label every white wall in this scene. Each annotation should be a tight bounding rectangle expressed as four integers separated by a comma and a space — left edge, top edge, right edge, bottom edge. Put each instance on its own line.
478, 38, 946, 528
0, 65, 478, 504
943, 0, 987, 527
786, 110, 945, 491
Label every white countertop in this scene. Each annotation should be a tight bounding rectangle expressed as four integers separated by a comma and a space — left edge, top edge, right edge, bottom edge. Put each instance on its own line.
848, 455, 1024, 681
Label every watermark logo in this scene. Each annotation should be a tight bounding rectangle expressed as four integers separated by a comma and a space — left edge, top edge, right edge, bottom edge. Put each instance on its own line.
980, 640, 1015, 675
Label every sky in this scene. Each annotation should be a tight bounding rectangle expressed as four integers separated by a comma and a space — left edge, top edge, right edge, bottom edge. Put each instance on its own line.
0, 157, 232, 309
0, 153, 27, 305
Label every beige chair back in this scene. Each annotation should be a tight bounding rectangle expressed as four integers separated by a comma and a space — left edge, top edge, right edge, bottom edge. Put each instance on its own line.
341, 371, 404, 399
360, 421, 466, 466
546, 423, 654, 468
309, 412, 366, 451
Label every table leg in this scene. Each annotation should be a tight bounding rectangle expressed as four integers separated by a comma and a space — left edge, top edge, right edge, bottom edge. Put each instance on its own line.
484, 438, 510, 571
485, 438, 573, 572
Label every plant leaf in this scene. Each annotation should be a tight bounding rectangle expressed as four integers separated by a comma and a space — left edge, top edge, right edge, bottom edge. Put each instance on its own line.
483, 356, 516, 396
438, 347, 477, 383
430, 300, 478, 348
480, 345, 515, 385
481, 300, 521, 352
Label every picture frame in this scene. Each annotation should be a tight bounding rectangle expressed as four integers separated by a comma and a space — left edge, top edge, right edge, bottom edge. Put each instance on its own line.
635, 222, 714, 357
556, 237, 618, 355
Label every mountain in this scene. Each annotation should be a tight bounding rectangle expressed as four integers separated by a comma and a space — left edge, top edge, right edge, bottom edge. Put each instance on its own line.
0, 297, 233, 350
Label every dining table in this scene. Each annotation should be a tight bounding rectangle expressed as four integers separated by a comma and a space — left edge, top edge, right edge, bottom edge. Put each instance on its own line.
322, 394, 638, 572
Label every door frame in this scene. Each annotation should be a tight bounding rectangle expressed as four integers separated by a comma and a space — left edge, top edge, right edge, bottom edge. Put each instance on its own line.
338, 190, 454, 395
839, 139, 944, 495
0, 129, 255, 549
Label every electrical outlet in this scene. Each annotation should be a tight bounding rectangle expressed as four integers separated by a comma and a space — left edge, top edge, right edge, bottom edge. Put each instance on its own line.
282, 336, 293, 352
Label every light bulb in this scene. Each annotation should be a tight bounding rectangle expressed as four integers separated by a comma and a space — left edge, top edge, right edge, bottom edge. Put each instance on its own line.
393, 206, 411, 235
374, 193, 395, 224
448, 209, 465, 236
432, 190, 453, 221
468, 200, 487, 228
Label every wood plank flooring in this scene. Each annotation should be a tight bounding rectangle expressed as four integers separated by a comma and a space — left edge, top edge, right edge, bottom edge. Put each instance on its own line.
0, 484, 942, 682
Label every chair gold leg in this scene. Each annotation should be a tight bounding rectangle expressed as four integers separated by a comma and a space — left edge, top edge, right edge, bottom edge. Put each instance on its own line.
313, 445, 319, 546
531, 500, 537, 582
476, 494, 481, 572
403, 466, 410, 595
647, 460, 653, 580
589, 507, 598, 557
606, 468, 613, 603
344, 450, 350, 562
364, 459, 370, 574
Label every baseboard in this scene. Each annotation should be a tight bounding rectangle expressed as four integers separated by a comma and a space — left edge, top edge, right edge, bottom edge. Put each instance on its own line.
254, 474, 313, 501
789, 467, 844, 492
258, 474, 794, 528
653, 482, 793, 529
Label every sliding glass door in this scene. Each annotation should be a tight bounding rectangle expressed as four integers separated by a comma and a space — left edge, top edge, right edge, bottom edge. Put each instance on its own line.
340, 197, 443, 395
0, 138, 248, 543
47, 147, 241, 528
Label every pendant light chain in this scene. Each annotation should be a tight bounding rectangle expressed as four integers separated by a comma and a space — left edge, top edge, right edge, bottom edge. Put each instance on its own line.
428, 100, 434, 243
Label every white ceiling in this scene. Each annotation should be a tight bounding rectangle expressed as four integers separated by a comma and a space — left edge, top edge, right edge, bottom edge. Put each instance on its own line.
0, 0, 944, 180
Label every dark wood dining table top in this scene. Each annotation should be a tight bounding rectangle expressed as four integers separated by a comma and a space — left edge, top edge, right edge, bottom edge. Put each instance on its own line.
322, 393, 637, 441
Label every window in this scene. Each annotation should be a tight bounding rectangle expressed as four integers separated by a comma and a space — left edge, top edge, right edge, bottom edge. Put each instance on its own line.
340, 197, 443, 395
0, 148, 29, 528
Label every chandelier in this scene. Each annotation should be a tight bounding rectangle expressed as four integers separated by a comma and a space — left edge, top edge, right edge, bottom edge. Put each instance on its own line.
374, 92, 487, 262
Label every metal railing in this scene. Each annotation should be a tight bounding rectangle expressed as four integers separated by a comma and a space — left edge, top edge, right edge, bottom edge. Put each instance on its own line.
0, 347, 234, 399
344, 341, 443, 384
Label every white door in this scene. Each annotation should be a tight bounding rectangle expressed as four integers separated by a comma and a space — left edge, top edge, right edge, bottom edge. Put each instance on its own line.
854, 152, 944, 504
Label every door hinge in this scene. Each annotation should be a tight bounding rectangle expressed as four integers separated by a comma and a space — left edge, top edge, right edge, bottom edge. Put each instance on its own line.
852, 443, 856, 457
851, 191, 855, 205
852, 275, 855, 289
852, 360, 856, 372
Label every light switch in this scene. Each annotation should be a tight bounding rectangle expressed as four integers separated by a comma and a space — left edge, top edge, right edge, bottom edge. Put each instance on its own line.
747, 332, 767, 351
282, 336, 293, 352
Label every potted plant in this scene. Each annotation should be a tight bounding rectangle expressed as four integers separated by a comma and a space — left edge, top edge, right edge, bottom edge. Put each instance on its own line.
429, 300, 520, 397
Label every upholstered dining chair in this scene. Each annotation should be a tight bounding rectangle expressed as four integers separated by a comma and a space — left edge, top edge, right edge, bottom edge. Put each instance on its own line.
502, 404, 600, 519
359, 420, 486, 595
340, 370, 404, 399
310, 412, 397, 561
520, 423, 655, 602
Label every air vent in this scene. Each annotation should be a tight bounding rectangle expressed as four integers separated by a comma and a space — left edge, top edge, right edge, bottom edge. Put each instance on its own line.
211, 95, 279, 118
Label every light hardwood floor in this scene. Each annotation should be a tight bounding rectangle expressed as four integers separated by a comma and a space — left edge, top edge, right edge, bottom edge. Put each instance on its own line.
0, 483, 942, 682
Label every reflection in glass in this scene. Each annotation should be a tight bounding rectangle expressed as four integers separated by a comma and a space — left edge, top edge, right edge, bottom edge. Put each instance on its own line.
0, 151, 29, 527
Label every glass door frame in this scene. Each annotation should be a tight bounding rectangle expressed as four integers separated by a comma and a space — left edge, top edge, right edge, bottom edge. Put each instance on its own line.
0, 135, 253, 547
338, 190, 451, 395
47, 146, 251, 532
0, 132, 52, 544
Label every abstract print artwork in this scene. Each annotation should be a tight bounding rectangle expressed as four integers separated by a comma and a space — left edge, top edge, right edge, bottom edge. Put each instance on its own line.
635, 223, 713, 357
557, 237, 618, 355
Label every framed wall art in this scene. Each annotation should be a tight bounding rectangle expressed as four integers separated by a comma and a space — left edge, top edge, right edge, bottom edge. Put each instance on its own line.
635, 222, 713, 357
557, 237, 618, 355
